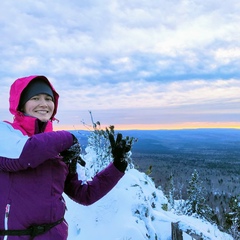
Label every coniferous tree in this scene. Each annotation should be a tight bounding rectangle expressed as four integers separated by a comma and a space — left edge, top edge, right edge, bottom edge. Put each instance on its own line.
185, 169, 214, 222
84, 111, 137, 177
225, 194, 240, 239
167, 172, 175, 210
87, 121, 112, 175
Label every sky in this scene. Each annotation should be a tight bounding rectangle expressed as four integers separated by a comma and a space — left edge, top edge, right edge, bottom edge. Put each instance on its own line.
1, 0, 240, 130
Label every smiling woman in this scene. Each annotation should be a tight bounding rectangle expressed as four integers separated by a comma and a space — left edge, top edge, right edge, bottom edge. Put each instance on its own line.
8, 75, 59, 135
23, 94, 55, 122
0, 75, 129, 240
18, 78, 55, 122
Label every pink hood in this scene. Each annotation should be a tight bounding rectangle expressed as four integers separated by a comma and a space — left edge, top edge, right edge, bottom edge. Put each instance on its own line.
9, 75, 59, 119
7, 75, 59, 136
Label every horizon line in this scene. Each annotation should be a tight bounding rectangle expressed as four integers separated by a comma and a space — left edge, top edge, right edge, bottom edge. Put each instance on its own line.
53, 122, 240, 131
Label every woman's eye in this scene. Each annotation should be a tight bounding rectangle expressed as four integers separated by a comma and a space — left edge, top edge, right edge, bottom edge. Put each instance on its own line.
31, 97, 39, 100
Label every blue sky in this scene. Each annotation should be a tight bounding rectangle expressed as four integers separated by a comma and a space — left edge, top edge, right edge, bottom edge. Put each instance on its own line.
0, 0, 240, 130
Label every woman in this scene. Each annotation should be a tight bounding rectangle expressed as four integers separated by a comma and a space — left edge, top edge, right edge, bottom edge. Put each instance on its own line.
0, 75, 129, 240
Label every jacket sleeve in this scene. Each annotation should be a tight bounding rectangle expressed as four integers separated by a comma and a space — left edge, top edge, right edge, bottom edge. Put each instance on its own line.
0, 131, 73, 172
64, 162, 124, 206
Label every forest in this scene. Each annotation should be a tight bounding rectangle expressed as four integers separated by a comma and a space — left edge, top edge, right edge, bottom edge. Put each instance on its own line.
129, 129, 240, 234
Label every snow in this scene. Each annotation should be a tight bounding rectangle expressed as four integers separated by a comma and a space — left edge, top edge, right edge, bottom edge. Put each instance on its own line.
65, 168, 233, 240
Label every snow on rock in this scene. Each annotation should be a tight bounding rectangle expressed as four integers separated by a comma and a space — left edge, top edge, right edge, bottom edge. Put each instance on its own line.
64, 168, 233, 240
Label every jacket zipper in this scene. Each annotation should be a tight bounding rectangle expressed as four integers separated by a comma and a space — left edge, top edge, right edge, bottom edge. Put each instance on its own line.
4, 204, 10, 240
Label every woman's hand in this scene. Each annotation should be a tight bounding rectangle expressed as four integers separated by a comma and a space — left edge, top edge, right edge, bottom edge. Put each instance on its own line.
60, 134, 86, 174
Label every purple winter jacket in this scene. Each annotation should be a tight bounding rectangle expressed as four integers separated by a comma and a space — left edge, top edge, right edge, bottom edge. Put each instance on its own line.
0, 75, 124, 240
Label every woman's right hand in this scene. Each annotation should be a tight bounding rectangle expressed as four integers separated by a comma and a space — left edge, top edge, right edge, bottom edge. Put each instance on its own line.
60, 134, 86, 174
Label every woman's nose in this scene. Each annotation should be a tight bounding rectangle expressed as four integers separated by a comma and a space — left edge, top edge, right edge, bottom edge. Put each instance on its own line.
39, 99, 48, 106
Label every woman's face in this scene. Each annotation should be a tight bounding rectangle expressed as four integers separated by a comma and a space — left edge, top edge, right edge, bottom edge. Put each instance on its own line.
23, 94, 55, 122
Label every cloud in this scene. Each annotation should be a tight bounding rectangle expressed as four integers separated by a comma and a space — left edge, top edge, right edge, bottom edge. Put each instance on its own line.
1, 0, 240, 80
0, 0, 240, 128
57, 78, 240, 111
